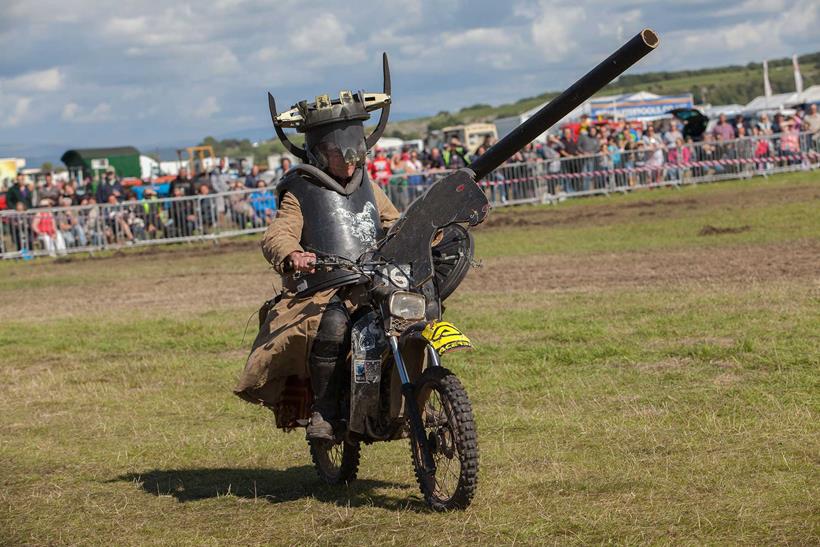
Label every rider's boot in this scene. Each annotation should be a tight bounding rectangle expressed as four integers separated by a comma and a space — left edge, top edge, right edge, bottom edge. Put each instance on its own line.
307, 354, 338, 441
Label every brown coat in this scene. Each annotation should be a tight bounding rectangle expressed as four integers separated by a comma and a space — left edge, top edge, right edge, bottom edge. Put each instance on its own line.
234, 181, 400, 426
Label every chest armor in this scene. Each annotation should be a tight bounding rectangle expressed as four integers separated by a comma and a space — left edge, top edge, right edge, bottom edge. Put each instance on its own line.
278, 171, 383, 261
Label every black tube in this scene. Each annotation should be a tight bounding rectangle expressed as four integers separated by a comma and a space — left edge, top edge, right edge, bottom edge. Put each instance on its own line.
468, 28, 659, 180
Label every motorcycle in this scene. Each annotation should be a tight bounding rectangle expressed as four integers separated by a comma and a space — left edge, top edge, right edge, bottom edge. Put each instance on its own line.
300, 177, 487, 511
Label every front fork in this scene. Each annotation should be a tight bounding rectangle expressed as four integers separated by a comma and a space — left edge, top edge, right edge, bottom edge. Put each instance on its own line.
388, 335, 438, 475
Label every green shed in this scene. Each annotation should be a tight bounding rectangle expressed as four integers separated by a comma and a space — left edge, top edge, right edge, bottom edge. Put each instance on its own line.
61, 146, 141, 181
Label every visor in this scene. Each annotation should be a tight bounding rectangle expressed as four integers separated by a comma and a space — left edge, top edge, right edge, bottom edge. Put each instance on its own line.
306, 121, 367, 169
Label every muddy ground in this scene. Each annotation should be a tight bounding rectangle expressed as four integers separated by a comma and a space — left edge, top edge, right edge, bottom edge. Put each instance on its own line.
4, 239, 817, 323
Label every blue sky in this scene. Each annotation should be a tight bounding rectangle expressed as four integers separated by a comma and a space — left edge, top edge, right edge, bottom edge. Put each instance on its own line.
1, 0, 817, 149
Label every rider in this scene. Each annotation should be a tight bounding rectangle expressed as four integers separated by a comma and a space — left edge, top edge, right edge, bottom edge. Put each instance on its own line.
234, 81, 399, 441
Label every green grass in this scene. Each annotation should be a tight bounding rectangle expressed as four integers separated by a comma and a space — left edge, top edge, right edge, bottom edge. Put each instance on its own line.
1, 172, 818, 545
478, 173, 820, 257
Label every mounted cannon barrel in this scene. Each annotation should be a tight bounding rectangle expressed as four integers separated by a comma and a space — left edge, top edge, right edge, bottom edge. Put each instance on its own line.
468, 28, 659, 180
378, 29, 660, 290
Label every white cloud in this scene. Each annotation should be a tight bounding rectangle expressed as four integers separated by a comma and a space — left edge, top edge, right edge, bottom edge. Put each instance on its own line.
60, 101, 113, 123
3, 68, 63, 92
529, 1, 586, 59
7, 97, 32, 126
195, 96, 221, 119
1, 0, 818, 147
61, 102, 79, 120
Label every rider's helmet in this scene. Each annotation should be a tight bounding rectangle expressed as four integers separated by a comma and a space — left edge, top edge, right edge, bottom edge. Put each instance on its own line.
267, 54, 391, 175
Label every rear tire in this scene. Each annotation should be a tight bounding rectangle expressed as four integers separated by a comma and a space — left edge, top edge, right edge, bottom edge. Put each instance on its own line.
308, 439, 360, 485
411, 366, 479, 511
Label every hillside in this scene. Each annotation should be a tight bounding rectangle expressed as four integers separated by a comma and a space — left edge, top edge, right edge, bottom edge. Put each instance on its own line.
385, 51, 820, 139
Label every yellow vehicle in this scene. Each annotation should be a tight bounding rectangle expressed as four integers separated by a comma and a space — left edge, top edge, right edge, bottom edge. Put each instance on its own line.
176, 145, 216, 175
441, 123, 498, 154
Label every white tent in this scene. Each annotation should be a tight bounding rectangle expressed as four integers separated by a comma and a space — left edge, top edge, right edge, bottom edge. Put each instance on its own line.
702, 104, 745, 118
743, 91, 800, 113
786, 85, 820, 106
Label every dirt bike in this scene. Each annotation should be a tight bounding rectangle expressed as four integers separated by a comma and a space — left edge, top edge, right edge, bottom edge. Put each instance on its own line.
301, 213, 483, 511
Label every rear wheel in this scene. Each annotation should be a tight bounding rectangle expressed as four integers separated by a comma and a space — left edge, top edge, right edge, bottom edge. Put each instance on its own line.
411, 366, 479, 510
308, 439, 360, 485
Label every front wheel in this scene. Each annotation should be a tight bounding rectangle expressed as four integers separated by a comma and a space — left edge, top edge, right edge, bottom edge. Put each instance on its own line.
411, 366, 479, 511
308, 439, 360, 485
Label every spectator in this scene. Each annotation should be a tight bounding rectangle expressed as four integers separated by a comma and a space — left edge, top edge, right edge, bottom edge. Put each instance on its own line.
275, 157, 292, 182
8, 201, 34, 252
368, 148, 392, 187
712, 113, 736, 141
139, 187, 163, 239
663, 121, 683, 146
772, 113, 784, 134
251, 180, 276, 225
426, 147, 445, 170
38, 172, 61, 204
779, 117, 801, 163
6, 173, 33, 210
559, 127, 579, 157
103, 194, 135, 244
56, 197, 88, 248
577, 127, 599, 191
666, 137, 691, 182
389, 153, 409, 210
751, 126, 772, 170
171, 167, 194, 196
802, 103, 820, 146
756, 113, 773, 135
642, 125, 665, 182
244, 164, 260, 189
228, 179, 256, 228
96, 169, 123, 204
61, 181, 80, 206
209, 158, 231, 219
442, 137, 469, 169
31, 199, 67, 256
197, 183, 217, 231
166, 186, 196, 238
75, 176, 94, 200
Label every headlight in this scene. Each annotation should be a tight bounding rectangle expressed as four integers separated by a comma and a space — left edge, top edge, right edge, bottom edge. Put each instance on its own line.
389, 291, 426, 321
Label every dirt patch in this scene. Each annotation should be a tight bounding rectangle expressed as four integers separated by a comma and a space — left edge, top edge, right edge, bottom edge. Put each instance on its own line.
2, 240, 816, 323
623, 198, 698, 209
459, 241, 819, 293
698, 225, 751, 236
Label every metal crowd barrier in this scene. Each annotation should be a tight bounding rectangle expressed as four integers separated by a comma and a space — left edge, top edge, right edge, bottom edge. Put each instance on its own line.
378, 130, 819, 206
2, 131, 818, 259
0, 187, 276, 259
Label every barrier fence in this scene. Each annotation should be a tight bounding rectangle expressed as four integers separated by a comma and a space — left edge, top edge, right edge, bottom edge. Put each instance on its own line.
2, 131, 818, 259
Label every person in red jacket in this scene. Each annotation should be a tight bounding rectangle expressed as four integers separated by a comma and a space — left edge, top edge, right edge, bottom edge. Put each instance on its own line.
367, 147, 392, 188
31, 199, 67, 257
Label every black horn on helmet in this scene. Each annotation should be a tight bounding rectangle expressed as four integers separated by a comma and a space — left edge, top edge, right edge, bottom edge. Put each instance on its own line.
267, 52, 392, 170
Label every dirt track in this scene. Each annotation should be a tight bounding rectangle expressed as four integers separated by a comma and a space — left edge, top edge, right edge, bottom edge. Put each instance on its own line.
4, 239, 817, 323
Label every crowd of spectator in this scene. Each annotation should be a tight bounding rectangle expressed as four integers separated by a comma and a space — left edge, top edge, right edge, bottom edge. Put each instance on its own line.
3, 104, 819, 257
1, 158, 280, 257
366, 103, 820, 205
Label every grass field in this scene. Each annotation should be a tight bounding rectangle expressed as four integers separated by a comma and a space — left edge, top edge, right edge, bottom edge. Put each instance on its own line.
1, 173, 818, 545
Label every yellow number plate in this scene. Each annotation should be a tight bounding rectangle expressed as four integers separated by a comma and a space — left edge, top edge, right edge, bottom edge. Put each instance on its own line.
422, 321, 473, 355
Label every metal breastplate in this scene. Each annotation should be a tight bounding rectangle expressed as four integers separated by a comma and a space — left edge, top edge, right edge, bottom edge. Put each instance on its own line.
279, 170, 383, 261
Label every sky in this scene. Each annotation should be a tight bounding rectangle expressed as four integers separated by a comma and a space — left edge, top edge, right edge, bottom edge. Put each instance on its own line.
1, 0, 817, 150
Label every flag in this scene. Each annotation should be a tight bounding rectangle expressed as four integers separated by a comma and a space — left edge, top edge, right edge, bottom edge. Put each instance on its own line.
763, 60, 772, 99
792, 54, 804, 94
